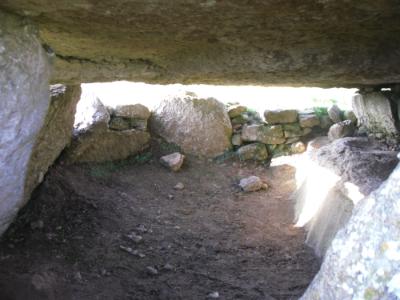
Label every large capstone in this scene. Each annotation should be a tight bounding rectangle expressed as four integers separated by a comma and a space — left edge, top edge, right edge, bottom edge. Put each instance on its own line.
301, 156, 400, 299
150, 95, 232, 157
0, 11, 51, 235
24, 85, 81, 201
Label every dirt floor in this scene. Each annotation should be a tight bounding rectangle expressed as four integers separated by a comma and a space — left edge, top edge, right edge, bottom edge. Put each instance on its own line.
0, 152, 320, 300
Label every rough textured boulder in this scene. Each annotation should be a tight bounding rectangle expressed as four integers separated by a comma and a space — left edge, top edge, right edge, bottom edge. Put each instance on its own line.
328, 120, 355, 140
231, 134, 242, 146
24, 85, 81, 201
327, 104, 342, 123
66, 99, 150, 163
237, 143, 268, 161
228, 106, 247, 119
0, 11, 51, 235
241, 124, 285, 144
283, 123, 305, 138
2, 1, 400, 86
353, 91, 398, 136
343, 110, 357, 124
264, 110, 298, 124
302, 157, 400, 299
150, 96, 232, 157
109, 104, 151, 131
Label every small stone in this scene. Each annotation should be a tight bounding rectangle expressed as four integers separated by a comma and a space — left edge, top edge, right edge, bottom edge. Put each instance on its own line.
237, 143, 268, 161
163, 263, 174, 271
136, 224, 148, 233
125, 232, 143, 243
290, 141, 306, 154
146, 266, 159, 276
114, 104, 151, 120
239, 176, 266, 192
74, 272, 82, 281
168, 194, 174, 200
30, 220, 44, 230
207, 291, 220, 298
231, 133, 242, 146
174, 182, 185, 190
328, 104, 342, 123
160, 152, 185, 172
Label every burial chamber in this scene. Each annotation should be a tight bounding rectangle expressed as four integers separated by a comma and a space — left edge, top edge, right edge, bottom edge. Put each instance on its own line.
1, 2, 400, 299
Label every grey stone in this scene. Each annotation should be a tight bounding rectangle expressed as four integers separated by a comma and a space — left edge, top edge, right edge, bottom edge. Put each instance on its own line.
283, 123, 304, 138
319, 115, 333, 129
114, 104, 151, 120
0, 11, 51, 236
239, 176, 267, 192
328, 104, 342, 123
74, 96, 110, 134
174, 182, 185, 190
231, 134, 242, 146
160, 152, 185, 172
299, 113, 320, 128
24, 85, 81, 202
352, 92, 398, 136
237, 143, 268, 161
301, 157, 400, 299
264, 109, 298, 124
241, 124, 285, 144
150, 96, 232, 158
328, 120, 355, 141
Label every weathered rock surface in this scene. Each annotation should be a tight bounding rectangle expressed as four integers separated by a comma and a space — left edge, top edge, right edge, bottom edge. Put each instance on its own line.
302, 156, 400, 299
150, 96, 232, 157
231, 134, 242, 146
0, 11, 51, 235
228, 106, 247, 119
160, 152, 185, 172
264, 110, 298, 124
290, 141, 306, 154
237, 143, 268, 161
241, 124, 285, 144
328, 120, 355, 141
353, 91, 398, 136
24, 85, 81, 201
343, 110, 357, 124
239, 176, 267, 192
114, 104, 151, 120
2, 1, 400, 86
299, 113, 320, 128
328, 105, 342, 123
283, 123, 304, 138
319, 115, 333, 129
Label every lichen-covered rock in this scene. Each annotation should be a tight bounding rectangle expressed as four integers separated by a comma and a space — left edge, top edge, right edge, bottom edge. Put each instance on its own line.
108, 117, 131, 131
283, 123, 304, 138
241, 124, 285, 144
267, 144, 291, 158
237, 143, 268, 161
264, 109, 298, 124
239, 176, 267, 192
150, 96, 232, 157
328, 120, 355, 141
24, 85, 81, 201
0, 11, 51, 235
228, 106, 247, 119
328, 104, 342, 123
160, 152, 185, 172
352, 92, 398, 136
301, 156, 400, 300
114, 104, 151, 120
299, 113, 320, 128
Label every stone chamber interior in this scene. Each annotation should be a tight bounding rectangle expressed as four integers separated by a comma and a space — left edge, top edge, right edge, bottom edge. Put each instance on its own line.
1, 2, 400, 299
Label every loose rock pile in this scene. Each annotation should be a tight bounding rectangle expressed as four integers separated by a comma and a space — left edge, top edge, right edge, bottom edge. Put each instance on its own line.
228, 104, 357, 161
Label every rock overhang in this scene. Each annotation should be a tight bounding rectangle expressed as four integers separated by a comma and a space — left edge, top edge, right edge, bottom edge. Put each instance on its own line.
1, 0, 400, 87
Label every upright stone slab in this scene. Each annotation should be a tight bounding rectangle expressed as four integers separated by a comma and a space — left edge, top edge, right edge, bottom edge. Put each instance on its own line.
0, 12, 51, 235
24, 85, 81, 201
352, 92, 398, 136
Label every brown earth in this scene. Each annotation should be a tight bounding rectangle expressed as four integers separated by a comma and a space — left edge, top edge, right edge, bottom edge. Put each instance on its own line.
0, 150, 320, 300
